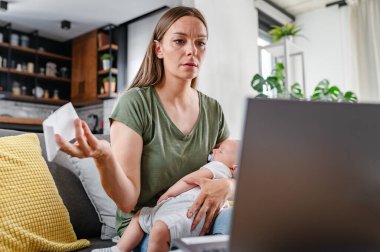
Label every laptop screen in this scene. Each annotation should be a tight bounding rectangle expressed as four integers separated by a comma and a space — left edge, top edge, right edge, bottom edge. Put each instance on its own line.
231, 98, 380, 250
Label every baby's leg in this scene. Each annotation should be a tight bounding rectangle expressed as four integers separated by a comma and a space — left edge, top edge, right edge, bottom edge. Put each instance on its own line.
147, 220, 170, 252
117, 211, 145, 251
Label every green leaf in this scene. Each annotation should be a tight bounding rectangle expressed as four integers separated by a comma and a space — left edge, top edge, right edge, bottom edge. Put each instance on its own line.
268, 23, 302, 42
267, 76, 281, 92
327, 86, 342, 101
251, 74, 265, 92
342, 91, 358, 103
311, 93, 321, 101
290, 83, 304, 99
255, 93, 269, 98
276, 63, 284, 70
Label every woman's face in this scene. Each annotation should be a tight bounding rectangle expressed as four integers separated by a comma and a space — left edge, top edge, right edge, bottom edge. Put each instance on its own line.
155, 16, 208, 82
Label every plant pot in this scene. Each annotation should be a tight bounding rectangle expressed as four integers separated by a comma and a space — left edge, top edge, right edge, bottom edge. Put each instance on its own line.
281, 36, 293, 43
103, 81, 116, 94
102, 59, 111, 70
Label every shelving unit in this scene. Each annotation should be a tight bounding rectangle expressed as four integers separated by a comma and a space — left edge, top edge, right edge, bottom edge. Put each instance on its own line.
0, 24, 71, 105
98, 68, 118, 75
258, 38, 306, 95
97, 25, 118, 99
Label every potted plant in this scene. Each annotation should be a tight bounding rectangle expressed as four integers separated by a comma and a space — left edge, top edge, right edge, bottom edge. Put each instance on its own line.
269, 23, 302, 43
251, 63, 290, 99
102, 76, 116, 94
310, 79, 358, 103
100, 53, 113, 70
251, 64, 358, 103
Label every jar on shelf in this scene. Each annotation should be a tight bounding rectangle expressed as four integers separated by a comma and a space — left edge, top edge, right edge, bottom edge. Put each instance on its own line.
43, 89, 49, 99
46, 62, 57, 77
10, 33, 19, 46
53, 89, 59, 100
20, 35, 30, 48
21, 86, 27, 95
59, 67, 68, 78
12, 81, 21, 95
27, 62, 34, 73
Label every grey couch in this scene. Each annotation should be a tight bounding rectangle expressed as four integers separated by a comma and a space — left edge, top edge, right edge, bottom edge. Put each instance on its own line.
0, 128, 116, 251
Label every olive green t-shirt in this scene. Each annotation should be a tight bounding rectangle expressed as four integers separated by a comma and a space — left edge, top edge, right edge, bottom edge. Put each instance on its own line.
109, 86, 229, 235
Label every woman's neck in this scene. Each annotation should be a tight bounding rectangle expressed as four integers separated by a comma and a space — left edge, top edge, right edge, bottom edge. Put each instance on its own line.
155, 76, 195, 103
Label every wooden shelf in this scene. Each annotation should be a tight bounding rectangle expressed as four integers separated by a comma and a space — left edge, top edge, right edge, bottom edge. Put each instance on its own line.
1, 68, 70, 83
98, 68, 118, 75
10, 44, 36, 54
98, 44, 118, 52
0, 42, 71, 61
8, 94, 69, 105
8, 68, 36, 77
0, 41, 10, 48
72, 99, 103, 107
98, 93, 118, 99
37, 74, 71, 83
37, 49, 71, 61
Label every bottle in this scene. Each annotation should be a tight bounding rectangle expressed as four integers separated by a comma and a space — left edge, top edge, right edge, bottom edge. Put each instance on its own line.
43, 89, 49, 99
21, 86, 27, 95
53, 89, 59, 100
12, 81, 21, 96
27, 62, 34, 73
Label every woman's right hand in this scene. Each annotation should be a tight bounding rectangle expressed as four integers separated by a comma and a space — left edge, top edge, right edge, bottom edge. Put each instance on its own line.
55, 118, 111, 160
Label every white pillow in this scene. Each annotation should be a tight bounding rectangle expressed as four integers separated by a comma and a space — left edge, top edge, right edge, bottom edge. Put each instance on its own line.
69, 156, 117, 240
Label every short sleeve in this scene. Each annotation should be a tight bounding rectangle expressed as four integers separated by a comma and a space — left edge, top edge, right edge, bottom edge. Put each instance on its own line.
109, 88, 148, 136
216, 102, 229, 144
201, 161, 232, 179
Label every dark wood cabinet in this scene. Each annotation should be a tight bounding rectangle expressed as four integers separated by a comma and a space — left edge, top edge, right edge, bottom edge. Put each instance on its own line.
71, 30, 98, 104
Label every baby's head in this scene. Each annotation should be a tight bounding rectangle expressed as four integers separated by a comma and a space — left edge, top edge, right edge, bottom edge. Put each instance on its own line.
210, 139, 239, 177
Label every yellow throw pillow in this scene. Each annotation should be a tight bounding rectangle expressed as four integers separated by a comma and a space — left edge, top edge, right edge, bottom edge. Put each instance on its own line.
0, 133, 90, 252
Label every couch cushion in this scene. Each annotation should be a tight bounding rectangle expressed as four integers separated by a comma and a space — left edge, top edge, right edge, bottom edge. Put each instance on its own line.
0, 133, 90, 251
70, 156, 117, 240
49, 153, 102, 239
0, 129, 102, 239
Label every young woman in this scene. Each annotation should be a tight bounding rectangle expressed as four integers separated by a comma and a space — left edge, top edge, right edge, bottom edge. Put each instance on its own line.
56, 6, 234, 251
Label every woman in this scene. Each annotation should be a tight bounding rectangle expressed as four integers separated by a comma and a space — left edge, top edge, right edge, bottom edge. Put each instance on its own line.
56, 6, 234, 251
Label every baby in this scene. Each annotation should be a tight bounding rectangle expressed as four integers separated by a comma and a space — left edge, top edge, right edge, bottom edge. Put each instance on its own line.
94, 139, 239, 252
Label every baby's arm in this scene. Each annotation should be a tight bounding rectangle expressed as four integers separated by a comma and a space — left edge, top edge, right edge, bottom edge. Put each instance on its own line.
157, 167, 213, 204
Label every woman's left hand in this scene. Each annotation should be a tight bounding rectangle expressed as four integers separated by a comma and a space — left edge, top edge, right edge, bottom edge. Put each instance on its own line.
184, 177, 233, 235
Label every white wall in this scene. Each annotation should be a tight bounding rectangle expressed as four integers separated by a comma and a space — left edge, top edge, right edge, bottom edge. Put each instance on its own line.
295, 5, 356, 97
194, 0, 258, 139
127, 10, 165, 85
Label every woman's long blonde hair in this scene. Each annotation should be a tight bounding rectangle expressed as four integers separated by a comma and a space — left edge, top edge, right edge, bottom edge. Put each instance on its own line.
128, 6, 208, 90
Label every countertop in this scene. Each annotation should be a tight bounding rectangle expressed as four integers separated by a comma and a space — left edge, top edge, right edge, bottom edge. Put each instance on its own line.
0, 116, 44, 132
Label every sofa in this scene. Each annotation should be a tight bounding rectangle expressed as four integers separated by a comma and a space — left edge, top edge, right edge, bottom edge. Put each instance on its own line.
0, 128, 116, 251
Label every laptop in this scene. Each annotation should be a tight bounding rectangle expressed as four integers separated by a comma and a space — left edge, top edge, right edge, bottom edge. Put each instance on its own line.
174, 98, 380, 251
